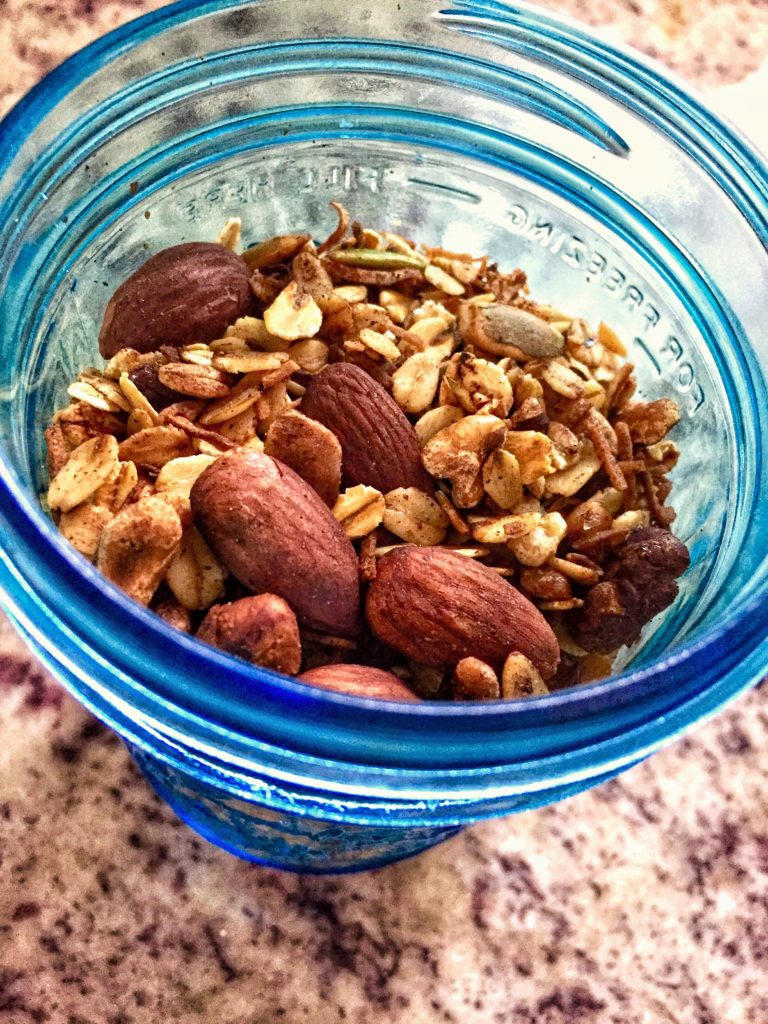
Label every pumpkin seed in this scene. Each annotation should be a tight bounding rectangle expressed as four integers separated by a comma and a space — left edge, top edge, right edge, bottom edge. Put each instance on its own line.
328, 248, 427, 270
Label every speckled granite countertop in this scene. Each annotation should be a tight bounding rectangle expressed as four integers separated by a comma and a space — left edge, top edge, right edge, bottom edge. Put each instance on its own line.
1, 3, 767, 1023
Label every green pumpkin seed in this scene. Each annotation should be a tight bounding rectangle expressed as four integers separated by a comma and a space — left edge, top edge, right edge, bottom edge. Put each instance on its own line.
328, 248, 427, 270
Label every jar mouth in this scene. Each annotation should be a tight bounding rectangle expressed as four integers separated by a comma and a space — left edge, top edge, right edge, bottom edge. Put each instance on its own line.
0, 0, 766, 787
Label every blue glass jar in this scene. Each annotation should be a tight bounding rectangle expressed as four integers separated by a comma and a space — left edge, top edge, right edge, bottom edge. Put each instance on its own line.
0, 0, 766, 872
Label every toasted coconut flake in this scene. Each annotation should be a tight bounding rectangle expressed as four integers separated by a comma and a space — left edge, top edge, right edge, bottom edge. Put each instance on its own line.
317, 201, 351, 255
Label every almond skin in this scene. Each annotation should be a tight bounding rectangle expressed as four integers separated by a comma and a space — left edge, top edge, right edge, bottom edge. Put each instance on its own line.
99, 243, 252, 358
366, 546, 560, 679
300, 363, 433, 494
190, 450, 360, 637
196, 594, 301, 675
298, 664, 419, 701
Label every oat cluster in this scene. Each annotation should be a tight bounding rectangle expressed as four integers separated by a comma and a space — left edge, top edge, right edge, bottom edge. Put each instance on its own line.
44, 203, 688, 699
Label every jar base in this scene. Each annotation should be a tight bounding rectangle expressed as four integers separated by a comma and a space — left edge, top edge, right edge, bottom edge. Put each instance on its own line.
130, 745, 464, 873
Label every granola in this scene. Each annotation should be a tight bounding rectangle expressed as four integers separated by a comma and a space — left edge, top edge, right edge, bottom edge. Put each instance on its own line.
43, 203, 690, 699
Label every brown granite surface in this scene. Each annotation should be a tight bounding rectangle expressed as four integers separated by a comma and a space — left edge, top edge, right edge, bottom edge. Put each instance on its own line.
0, 0, 766, 118
1, 2, 767, 1023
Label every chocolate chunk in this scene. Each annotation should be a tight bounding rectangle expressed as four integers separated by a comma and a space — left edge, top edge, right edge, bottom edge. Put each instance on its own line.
574, 526, 690, 653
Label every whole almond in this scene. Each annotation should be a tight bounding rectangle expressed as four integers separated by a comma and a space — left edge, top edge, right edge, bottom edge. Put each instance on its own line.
366, 546, 559, 678
99, 243, 252, 358
297, 664, 419, 701
190, 450, 360, 636
197, 594, 301, 675
300, 363, 433, 493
